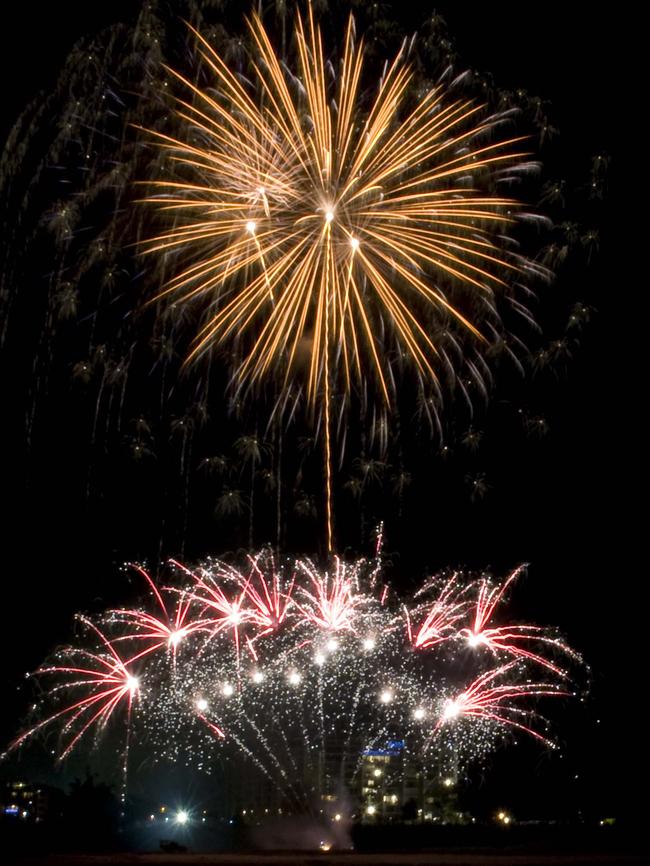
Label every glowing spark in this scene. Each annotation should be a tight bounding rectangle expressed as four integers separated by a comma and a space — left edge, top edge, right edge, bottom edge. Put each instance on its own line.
442, 699, 461, 720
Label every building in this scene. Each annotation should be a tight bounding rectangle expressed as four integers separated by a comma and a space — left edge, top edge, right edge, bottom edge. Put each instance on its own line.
1, 780, 63, 823
355, 741, 466, 824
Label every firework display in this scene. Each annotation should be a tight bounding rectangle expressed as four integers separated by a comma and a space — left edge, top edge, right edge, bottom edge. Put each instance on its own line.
6, 548, 579, 809
1, 3, 594, 825
143, 8, 542, 407
142, 8, 548, 549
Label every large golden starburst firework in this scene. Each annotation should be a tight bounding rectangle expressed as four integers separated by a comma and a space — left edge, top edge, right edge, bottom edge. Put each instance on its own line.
142, 7, 540, 549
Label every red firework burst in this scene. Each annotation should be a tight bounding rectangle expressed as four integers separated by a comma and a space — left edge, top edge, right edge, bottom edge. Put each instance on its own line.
295, 558, 362, 632
111, 564, 208, 664
405, 574, 472, 649
239, 553, 296, 636
461, 567, 576, 675
7, 618, 140, 759
180, 560, 253, 660
435, 661, 569, 745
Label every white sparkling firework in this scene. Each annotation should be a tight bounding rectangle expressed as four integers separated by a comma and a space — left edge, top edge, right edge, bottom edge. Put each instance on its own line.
7, 553, 580, 804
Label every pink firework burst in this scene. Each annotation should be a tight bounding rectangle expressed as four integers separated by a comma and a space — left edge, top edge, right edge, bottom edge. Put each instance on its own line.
7, 617, 140, 759
405, 574, 472, 649
239, 553, 296, 637
110, 564, 207, 664
295, 558, 362, 632
8, 554, 582, 770
435, 661, 569, 745
180, 560, 253, 660
461, 566, 578, 675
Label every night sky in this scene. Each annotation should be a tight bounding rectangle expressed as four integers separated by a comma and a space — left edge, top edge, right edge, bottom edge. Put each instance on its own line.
0, 1, 637, 828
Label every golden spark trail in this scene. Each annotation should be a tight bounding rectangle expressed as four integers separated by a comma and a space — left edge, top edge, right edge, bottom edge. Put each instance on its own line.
323, 218, 333, 552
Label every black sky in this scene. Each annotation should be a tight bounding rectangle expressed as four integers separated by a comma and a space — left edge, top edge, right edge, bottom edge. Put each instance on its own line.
0, 1, 640, 825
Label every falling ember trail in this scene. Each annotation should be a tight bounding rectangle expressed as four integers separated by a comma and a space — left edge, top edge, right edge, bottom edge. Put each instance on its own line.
324, 217, 333, 553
